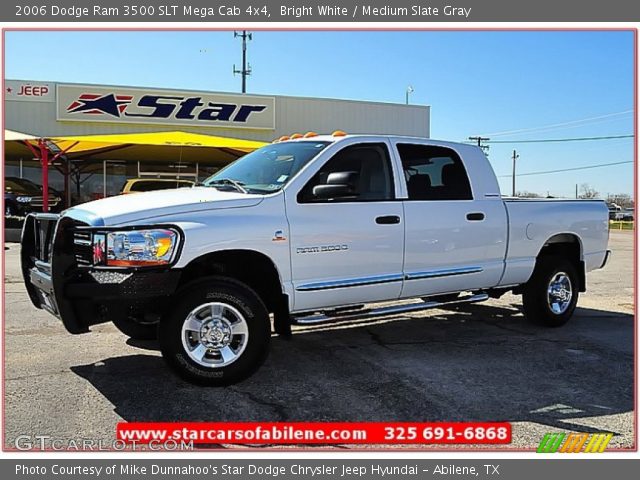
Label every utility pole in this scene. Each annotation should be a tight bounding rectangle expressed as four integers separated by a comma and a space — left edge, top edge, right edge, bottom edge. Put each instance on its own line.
575, 184, 579, 199
511, 149, 519, 197
233, 30, 252, 93
468, 136, 490, 155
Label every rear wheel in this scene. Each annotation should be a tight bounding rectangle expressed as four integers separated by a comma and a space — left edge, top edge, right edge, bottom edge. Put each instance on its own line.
523, 255, 578, 327
159, 277, 270, 386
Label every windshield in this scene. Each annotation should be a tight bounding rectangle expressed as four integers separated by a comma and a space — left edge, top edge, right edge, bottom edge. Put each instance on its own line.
203, 141, 331, 194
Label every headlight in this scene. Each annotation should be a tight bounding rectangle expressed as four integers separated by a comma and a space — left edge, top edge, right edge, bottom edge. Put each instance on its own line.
16, 196, 32, 203
92, 229, 179, 267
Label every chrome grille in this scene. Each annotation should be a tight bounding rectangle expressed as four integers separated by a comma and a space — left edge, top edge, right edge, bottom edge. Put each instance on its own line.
30, 196, 60, 208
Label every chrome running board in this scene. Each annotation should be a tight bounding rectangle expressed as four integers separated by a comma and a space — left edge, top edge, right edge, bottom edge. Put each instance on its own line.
292, 293, 489, 325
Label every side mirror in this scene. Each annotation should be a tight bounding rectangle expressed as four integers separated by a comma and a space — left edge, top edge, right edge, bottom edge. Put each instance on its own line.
312, 184, 354, 199
312, 171, 358, 200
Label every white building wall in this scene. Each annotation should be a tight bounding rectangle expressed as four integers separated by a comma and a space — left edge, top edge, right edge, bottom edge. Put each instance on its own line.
5, 80, 430, 141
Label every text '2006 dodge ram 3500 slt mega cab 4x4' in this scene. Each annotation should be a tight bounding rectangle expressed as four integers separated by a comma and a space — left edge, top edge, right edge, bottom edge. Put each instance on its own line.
22, 133, 611, 385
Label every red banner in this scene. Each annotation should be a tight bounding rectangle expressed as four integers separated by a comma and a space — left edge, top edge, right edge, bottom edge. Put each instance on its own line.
117, 422, 511, 445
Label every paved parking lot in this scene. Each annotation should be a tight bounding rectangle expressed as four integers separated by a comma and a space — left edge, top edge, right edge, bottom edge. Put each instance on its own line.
2, 231, 635, 450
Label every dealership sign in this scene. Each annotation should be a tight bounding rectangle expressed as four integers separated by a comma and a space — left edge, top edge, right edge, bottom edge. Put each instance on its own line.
56, 84, 275, 130
5, 80, 54, 102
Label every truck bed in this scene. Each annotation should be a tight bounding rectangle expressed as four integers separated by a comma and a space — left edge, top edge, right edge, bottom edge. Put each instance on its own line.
500, 199, 609, 287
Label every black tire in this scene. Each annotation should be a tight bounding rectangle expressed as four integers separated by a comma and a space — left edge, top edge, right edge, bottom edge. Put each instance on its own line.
159, 276, 270, 386
523, 255, 579, 327
112, 316, 158, 341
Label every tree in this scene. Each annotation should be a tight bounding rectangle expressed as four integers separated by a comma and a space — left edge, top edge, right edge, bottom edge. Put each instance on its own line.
578, 183, 599, 199
606, 193, 634, 209
515, 190, 542, 198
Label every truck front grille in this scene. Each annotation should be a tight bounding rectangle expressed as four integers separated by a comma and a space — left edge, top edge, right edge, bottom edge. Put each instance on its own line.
31, 214, 59, 265
72, 228, 93, 267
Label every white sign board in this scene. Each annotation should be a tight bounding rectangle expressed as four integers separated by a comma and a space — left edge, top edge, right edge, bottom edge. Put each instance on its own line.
56, 84, 276, 130
5, 80, 54, 102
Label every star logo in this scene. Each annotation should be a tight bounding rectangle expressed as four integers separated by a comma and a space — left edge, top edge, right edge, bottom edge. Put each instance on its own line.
67, 93, 133, 117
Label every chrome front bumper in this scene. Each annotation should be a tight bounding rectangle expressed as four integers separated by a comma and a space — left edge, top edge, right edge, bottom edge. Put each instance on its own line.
21, 212, 182, 335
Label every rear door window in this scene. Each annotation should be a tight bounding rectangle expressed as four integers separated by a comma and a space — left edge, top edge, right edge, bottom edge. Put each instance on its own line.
397, 144, 473, 201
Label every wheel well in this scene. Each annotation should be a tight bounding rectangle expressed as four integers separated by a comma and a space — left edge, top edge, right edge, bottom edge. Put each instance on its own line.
178, 250, 287, 314
537, 234, 585, 292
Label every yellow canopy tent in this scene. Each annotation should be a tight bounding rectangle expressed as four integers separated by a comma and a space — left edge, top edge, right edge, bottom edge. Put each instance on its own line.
5, 129, 38, 141
48, 130, 267, 164
5, 130, 268, 211
4, 129, 40, 157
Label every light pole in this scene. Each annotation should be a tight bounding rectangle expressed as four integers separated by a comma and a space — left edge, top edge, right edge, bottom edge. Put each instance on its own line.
406, 85, 414, 105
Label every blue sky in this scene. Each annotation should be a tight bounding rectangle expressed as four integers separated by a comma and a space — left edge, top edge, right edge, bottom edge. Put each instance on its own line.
4, 30, 635, 198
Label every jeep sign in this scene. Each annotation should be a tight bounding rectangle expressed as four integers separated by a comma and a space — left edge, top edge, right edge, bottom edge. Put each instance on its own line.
5, 80, 54, 102
56, 84, 275, 130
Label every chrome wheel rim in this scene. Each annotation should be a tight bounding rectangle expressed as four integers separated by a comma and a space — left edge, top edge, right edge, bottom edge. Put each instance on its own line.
547, 272, 573, 315
181, 302, 249, 368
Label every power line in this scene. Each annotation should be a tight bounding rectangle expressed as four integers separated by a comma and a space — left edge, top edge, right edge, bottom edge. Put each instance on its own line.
478, 110, 633, 137
497, 160, 633, 178
487, 134, 634, 144
464, 134, 633, 145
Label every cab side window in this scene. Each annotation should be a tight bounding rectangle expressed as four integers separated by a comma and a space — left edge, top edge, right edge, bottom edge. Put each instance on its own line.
298, 143, 395, 203
398, 144, 473, 201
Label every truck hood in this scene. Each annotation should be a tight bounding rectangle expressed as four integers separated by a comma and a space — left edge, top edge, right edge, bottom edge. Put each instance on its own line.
65, 187, 264, 226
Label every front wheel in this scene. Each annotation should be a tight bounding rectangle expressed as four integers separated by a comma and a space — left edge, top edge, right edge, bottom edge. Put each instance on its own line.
522, 255, 579, 327
112, 316, 158, 340
159, 277, 271, 386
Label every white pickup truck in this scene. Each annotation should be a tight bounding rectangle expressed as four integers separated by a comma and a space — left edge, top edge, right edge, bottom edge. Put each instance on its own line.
22, 133, 610, 385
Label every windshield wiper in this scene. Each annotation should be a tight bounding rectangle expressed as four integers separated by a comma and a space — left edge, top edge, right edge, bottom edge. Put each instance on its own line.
206, 178, 248, 194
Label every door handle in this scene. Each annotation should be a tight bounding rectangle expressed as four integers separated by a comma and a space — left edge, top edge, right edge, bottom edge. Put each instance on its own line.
466, 212, 485, 221
376, 215, 401, 225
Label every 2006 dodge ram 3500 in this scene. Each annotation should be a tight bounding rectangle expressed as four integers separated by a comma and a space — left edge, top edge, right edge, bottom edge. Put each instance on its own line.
22, 134, 611, 385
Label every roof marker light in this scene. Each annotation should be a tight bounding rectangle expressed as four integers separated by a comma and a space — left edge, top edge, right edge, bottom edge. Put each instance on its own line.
332, 130, 347, 137
290, 133, 303, 139
304, 132, 318, 138
279, 135, 290, 142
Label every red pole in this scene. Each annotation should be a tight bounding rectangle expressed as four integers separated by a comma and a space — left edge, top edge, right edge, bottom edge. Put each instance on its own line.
39, 139, 49, 213
63, 160, 69, 208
